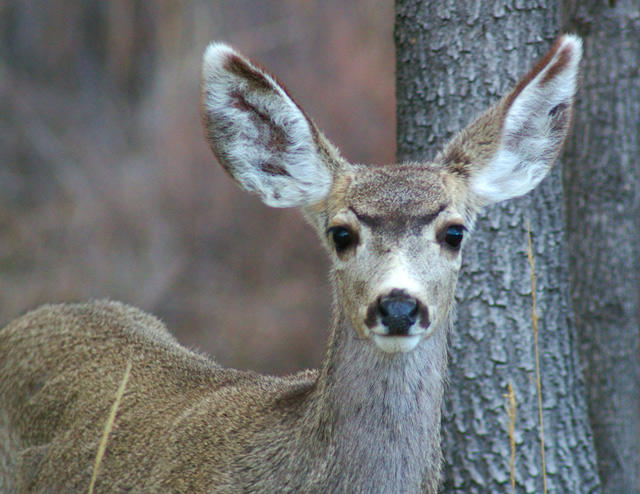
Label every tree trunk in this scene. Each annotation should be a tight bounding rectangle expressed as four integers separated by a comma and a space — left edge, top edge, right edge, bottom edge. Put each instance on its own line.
395, 1, 601, 492
562, 1, 640, 493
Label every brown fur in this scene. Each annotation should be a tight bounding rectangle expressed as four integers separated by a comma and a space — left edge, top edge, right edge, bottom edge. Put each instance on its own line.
1, 35, 581, 493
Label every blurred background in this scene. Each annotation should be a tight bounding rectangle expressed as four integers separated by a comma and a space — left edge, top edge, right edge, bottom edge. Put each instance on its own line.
0, 0, 395, 374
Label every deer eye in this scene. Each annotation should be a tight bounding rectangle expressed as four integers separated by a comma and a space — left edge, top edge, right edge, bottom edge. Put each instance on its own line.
443, 225, 464, 250
328, 226, 357, 252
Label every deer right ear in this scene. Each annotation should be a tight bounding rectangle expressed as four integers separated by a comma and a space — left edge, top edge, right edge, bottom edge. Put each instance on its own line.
200, 43, 333, 208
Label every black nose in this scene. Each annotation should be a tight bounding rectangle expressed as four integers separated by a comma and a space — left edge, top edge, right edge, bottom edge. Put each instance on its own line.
378, 291, 419, 335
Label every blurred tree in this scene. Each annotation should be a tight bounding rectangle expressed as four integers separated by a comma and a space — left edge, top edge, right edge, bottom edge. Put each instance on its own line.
0, 1, 395, 375
395, 1, 600, 492
562, 1, 640, 493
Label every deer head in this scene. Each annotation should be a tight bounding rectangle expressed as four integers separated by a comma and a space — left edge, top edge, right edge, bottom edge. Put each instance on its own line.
200, 35, 582, 354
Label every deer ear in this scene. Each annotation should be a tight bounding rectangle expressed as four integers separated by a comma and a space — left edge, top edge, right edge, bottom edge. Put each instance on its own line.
439, 35, 583, 206
200, 43, 333, 208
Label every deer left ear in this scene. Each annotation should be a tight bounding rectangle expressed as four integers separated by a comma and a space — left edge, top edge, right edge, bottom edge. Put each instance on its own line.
440, 35, 583, 206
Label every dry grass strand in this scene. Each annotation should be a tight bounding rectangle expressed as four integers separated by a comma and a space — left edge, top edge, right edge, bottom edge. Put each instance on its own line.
88, 360, 133, 494
527, 221, 547, 493
504, 381, 517, 494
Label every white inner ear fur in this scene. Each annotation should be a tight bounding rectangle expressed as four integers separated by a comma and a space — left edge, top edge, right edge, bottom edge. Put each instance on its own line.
201, 43, 332, 208
471, 35, 582, 204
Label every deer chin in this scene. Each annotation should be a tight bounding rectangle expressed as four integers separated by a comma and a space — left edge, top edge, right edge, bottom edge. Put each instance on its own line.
372, 333, 422, 354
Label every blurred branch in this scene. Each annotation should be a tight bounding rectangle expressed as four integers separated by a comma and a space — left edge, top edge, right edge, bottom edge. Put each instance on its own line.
227, 16, 307, 53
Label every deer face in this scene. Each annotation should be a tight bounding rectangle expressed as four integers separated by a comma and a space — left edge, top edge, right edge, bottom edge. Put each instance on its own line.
319, 166, 469, 353
200, 36, 582, 354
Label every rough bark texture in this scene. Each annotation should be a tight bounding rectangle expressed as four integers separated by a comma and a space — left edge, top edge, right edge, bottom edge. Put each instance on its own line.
562, 2, 640, 493
395, 1, 601, 492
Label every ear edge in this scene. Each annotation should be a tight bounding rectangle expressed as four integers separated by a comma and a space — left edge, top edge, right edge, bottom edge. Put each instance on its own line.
202, 42, 237, 73
505, 34, 583, 109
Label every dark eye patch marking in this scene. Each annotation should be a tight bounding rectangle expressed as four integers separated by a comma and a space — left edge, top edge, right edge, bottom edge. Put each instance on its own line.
349, 203, 447, 236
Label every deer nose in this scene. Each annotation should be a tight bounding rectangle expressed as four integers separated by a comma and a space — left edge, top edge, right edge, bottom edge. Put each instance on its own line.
378, 291, 419, 336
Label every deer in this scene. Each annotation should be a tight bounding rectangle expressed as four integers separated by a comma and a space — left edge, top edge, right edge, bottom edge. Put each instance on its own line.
0, 35, 582, 493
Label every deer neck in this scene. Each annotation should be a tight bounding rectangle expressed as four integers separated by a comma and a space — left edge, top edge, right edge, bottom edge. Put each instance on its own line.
302, 302, 450, 492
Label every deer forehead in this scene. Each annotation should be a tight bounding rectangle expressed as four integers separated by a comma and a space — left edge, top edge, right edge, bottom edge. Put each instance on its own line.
326, 165, 464, 231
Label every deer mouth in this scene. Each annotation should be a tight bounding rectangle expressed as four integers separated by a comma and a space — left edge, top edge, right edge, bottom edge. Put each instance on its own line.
371, 333, 423, 353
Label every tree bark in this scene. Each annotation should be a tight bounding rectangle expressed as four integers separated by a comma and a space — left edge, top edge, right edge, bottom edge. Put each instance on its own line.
562, 1, 640, 493
395, 1, 601, 492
